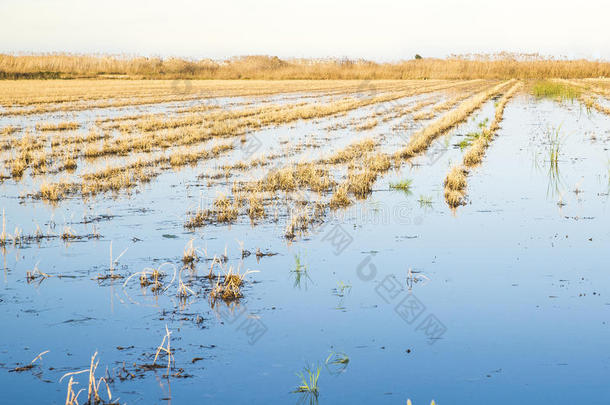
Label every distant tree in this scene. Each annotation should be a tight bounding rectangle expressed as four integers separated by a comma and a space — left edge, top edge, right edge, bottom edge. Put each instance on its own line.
414, 54, 423, 60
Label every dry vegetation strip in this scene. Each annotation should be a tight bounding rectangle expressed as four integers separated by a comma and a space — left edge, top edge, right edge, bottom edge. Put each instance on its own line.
186, 83, 501, 232
559, 79, 610, 115
24, 81, 478, 200
0, 79, 426, 112
398, 80, 514, 159
2, 54, 610, 80
20, 81, 472, 181
444, 81, 522, 207
2, 78, 517, 243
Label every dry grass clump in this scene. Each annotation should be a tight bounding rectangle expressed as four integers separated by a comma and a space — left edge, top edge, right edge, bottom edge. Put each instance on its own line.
346, 169, 378, 199
7, 156, 27, 178
243, 164, 335, 194
169, 150, 200, 168
134, 265, 169, 292
248, 194, 266, 221
355, 118, 378, 131
444, 189, 465, 208
1, 125, 18, 136
412, 109, 435, 121
329, 184, 352, 209
285, 209, 314, 239
212, 195, 240, 223
462, 138, 488, 167
80, 162, 156, 197
39, 180, 70, 201
60, 225, 78, 241
365, 153, 391, 172
443, 166, 467, 207
182, 239, 199, 266
185, 194, 240, 228
444, 166, 467, 190
325, 138, 377, 164
59, 155, 78, 172
35, 121, 79, 131
210, 266, 256, 302
184, 209, 211, 229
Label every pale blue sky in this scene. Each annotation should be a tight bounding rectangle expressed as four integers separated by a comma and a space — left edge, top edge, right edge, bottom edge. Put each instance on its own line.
1, 0, 608, 60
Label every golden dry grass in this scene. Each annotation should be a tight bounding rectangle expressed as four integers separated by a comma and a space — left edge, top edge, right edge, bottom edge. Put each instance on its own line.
3, 76, 577, 241
463, 82, 523, 167
2, 53, 610, 80
443, 166, 468, 208
560, 79, 610, 115
0, 78, 419, 110
35, 121, 79, 131
398, 81, 513, 158
443, 81, 522, 208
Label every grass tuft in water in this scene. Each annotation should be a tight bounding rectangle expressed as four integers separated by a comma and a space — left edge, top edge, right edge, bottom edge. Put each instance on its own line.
389, 179, 413, 192
532, 81, 581, 102
295, 364, 320, 397
291, 253, 311, 289
417, 195, 433, 207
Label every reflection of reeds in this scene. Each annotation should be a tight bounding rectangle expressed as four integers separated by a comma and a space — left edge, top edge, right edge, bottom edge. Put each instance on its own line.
291, 254, 311, 289
546, 126, 565, 199
0, 209, 6, 246
182, 239, 199, 266
607, 160, 610, 193
417, 195, 433, 208
325, 351, 349, 375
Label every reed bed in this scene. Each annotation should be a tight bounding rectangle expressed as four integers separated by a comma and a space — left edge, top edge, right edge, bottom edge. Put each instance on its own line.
2, 54, 610, 80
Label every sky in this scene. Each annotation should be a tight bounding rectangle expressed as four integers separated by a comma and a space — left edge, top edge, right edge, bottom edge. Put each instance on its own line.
1, 0, 609, 61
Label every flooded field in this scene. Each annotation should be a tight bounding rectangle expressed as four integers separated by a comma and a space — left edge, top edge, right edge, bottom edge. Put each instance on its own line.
1, 79, 609, 404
